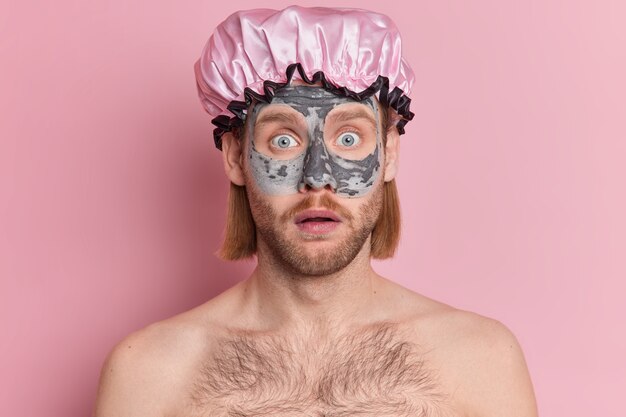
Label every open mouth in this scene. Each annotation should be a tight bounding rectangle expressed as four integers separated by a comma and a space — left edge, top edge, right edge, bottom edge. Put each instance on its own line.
294, 210, 340, 224
294, 210, 341, 234
299, 217, 337, 223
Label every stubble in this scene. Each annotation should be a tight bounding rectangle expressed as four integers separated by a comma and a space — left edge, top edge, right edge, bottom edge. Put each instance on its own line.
248, 186, 384, 276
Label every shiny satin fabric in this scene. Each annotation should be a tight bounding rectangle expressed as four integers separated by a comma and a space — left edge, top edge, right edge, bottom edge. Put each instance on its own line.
194, 6, 415, 121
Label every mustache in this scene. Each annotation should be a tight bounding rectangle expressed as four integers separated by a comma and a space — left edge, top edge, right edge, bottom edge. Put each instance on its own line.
281, 193, 354, 223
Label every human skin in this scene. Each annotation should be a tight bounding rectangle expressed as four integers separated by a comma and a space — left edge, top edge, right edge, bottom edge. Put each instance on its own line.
93, 84, 538, 417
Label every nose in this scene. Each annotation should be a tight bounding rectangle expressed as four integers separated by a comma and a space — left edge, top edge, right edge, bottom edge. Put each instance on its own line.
298, 138, 337, 192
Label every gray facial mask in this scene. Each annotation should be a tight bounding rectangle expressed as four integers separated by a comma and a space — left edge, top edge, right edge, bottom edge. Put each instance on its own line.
246, 86, 382, 198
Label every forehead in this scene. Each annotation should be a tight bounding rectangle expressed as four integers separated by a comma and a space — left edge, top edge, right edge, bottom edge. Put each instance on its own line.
249, 86, 378, 125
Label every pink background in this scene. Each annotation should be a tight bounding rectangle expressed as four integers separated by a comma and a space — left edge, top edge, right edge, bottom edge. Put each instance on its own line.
1, 0, 624, 415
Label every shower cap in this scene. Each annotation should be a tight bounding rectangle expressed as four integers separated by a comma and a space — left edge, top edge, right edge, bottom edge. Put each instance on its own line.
194, 6, 415, 150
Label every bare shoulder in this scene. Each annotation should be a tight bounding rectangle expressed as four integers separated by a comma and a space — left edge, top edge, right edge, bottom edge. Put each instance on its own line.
93, 308, 220, 417
403, 300, 538, 417
448, 311, 537, 417
93, 283, 249, 416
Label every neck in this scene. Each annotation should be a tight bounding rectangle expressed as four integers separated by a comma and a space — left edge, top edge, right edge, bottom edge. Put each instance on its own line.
242, 237, 383, 333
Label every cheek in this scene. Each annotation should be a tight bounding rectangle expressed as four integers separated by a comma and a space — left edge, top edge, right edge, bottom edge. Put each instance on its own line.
330, 142, 382, 198
248, 146, 305, 195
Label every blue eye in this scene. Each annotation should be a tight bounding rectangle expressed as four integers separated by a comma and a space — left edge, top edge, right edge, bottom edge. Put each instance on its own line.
336, 132, 360, 147
271, 134, 298, 149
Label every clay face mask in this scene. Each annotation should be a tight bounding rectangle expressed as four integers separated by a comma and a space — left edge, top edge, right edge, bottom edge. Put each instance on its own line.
246, 86, 382, 198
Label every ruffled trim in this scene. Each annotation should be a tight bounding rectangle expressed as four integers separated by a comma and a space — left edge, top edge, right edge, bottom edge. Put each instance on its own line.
210, 63, 414, 150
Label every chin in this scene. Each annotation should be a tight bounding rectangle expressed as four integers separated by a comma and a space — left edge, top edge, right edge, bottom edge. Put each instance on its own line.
264, 228, 371, 276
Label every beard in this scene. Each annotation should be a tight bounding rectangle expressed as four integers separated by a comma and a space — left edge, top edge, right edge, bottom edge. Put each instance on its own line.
248, 186, 383, 276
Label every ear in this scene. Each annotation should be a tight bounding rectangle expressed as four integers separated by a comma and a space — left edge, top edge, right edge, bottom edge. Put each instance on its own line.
383, 128, 400, 182
221, 132, 246, 186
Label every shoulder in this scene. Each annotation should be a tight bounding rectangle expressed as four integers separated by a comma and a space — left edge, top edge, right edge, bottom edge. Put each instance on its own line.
93, 284, 250, 415
93, 311, 220, 417
413, 307, 538, 417
376, 281, 537, 415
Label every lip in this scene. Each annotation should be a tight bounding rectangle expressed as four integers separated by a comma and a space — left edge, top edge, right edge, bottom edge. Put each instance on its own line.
294, 209, 342, 235
294, 209, 341, 224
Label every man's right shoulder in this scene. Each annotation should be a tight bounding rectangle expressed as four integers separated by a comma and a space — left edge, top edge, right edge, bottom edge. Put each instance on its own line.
93, 312, 221, 417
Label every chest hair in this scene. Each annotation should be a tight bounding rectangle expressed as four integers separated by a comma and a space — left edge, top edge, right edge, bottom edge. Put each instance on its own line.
187, 322, 452, 417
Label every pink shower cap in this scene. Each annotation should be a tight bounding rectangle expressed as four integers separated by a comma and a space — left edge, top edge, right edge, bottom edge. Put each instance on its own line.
194, 6, 415, 150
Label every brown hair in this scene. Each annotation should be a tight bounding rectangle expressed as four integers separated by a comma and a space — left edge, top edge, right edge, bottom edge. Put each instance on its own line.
218, 106, 401, 260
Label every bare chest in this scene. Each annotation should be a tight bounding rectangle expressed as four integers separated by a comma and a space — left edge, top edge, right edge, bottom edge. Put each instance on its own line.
182, 323, 455, 417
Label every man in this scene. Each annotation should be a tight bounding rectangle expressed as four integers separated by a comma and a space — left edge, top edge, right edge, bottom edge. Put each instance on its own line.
94, 6, 538, 416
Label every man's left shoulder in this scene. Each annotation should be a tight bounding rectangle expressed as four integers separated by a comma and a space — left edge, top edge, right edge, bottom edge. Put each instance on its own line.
411, 307, 539, 417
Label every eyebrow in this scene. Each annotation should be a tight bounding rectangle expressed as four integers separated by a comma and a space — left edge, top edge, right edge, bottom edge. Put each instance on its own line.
326, 108, 377, 129
255, 111, 302, 129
